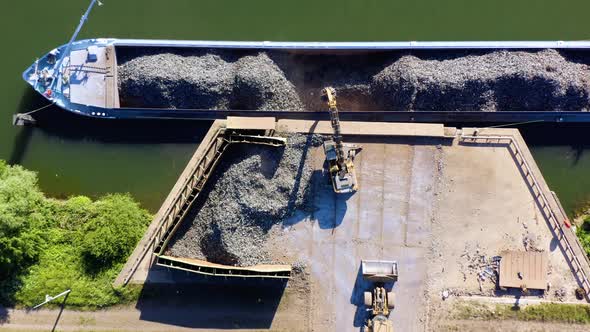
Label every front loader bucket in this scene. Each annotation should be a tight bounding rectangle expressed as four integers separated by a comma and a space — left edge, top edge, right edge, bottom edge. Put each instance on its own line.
362, 260, 398, 283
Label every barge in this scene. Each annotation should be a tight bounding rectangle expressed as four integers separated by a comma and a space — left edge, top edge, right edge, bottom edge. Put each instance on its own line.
22, 38, 590, 124
20, 1, 590, 123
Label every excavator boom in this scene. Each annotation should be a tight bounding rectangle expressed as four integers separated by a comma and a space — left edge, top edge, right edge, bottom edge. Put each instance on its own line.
321, 87, 359, 194
323, 87, 346, 169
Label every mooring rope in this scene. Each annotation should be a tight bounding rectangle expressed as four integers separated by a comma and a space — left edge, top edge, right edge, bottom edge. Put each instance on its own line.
20, 101, 56, 116
481, 119, 545, 129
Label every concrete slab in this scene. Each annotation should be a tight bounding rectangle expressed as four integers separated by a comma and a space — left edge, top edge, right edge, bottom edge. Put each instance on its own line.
272, 136, 440, 332
226, 116, 276, 130
426, 133, 586, 330
277, 120, 446, 137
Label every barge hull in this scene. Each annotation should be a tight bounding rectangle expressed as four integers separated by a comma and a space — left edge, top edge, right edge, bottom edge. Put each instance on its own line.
104, 108, 590, 123
23, 38, 590, 123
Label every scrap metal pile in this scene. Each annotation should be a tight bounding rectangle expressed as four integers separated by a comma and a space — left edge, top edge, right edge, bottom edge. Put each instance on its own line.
372, 49, 590, 112
166, 133, 322, 267
119, 48, 590, 112
118, 50, 305, 111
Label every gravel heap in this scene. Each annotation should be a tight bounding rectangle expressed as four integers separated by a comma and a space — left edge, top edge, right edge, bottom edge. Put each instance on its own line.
119, 48, 590, 112
233, 53, 305, 110
118, 51, 304, 111
119, 52, 234, 109
371, 49, 590, 112
166, 134, 322, 266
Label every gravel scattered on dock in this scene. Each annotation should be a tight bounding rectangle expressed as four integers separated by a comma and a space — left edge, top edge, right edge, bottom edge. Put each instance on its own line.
166, 133, 322, 267
119, 48, 590, 112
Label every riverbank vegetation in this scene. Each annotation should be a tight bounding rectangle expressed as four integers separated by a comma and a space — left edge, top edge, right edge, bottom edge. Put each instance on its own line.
575, 204, 590, 258
0, 161, 150, 308
453, 300, 590, 324
577, 217, 590, 258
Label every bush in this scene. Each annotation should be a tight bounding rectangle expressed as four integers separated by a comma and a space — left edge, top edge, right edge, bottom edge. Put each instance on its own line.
15, 243, 140, 308
577, 219, 590, 258
0, 161, 151, 308
0, 161, 47, 279
52, 195, 94, 230
79, 194, 150, 270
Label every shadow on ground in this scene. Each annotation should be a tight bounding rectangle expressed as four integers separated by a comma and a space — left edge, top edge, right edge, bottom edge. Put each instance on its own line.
50, 292, 70, 332
0, 306, 8, 324
136, 269, 286, 329
316, 182, 353, 230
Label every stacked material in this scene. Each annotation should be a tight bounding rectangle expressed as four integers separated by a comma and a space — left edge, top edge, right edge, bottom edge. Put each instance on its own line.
372, 49, 590, 112
118, 51, 304, 111
119, 48, 590, 112
166, 134, 322, 267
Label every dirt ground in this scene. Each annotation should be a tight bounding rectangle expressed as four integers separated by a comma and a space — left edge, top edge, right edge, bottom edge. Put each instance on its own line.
263, 133, 584, 331
1, 131, 586, 332
425, 138, 586, 330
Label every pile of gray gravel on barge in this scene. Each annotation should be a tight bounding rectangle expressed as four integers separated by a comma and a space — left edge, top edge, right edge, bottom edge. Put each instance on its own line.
118, 50, 304, 111
372, 49, 590, 112
165, 133, 322, 267
118, 48, 590, 112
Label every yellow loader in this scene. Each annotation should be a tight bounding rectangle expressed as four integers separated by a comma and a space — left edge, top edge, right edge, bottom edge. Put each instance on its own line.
362, 260, 398, 332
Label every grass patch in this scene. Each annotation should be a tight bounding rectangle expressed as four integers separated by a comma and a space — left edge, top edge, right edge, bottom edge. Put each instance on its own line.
577, 217, 590, 258
453, 301, 590, 324
0, 160, 150, 309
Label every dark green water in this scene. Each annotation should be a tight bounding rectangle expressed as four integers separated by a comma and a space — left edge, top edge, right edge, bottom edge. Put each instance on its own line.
2, 1, 590, 213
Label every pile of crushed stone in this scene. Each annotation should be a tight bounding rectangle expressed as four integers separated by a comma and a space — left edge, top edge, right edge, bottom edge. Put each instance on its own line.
371, 49, 590, 112
118, 51, 304, 111
118, 48, 590, 112
165, 133, 322, 267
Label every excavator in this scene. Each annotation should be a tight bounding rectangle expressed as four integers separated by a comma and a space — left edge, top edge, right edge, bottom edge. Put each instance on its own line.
321, 87, 360, 194
362, 260, 398, 332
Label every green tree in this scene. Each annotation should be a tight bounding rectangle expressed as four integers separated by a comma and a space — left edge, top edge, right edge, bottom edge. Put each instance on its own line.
0, 161, 151, 307
0, 161, 47, 278
578, 218, 590, 258
79, 194, 150, 270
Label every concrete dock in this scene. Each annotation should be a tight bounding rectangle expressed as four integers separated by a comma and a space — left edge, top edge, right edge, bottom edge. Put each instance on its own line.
268, 134, 442, 331
112, 118, 590, 332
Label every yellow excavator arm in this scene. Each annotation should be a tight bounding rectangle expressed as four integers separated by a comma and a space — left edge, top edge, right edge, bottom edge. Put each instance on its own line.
323, 86, 337, 109
321, 87, 346, 171
321, 87, 359, 193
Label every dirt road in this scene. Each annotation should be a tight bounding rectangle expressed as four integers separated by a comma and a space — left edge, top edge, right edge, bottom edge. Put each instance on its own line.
0, 279, 307, 332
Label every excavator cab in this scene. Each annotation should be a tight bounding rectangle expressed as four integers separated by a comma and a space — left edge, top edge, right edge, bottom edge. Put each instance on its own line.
323, 141, 358, 192
321, 87, 360, 194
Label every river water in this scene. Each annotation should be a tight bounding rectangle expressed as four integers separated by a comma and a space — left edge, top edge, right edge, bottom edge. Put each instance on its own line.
1, 0, 590, 213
